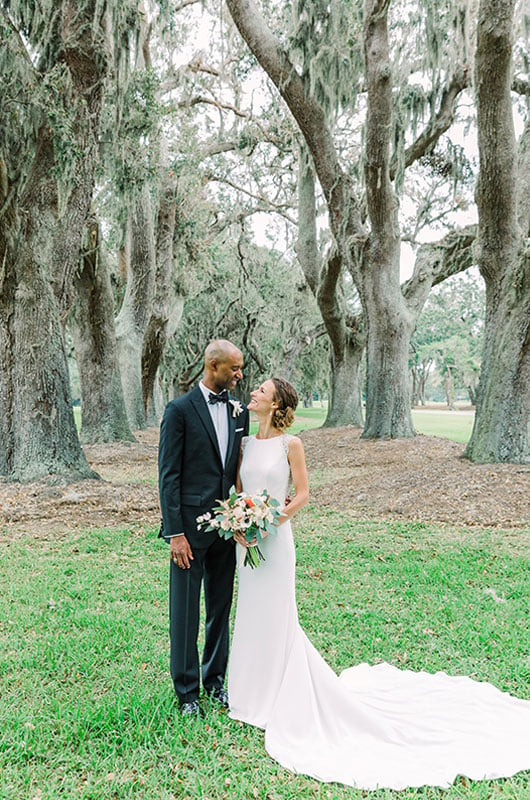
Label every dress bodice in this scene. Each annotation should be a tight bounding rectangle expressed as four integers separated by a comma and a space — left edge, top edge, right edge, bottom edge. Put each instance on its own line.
239, 434, 292, 504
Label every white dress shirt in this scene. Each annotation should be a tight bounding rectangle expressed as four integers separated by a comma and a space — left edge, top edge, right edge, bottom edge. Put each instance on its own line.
199, 382, 229, 466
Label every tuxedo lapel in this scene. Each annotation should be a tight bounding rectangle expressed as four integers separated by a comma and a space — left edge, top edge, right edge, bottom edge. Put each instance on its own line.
189, 387, 223, 464
225, 400, 238, 466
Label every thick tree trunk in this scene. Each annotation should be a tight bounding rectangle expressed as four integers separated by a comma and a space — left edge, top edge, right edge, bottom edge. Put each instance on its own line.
363, 301, 416, 437
465, 0, 530, 463
465, 283, 529, 461
324, 338, 364, 427
0, 0, 111, 480
133, 21, 182, 427
0, 132, 96, 480
296, 151, 364, 426
70, 218, 135, 444
361, 275, 416, 437
142, 178, 184, 426
115, 186, 156, 430
361, 1, 415, 438
0, 187, 16, 475
11, 255, 94, 481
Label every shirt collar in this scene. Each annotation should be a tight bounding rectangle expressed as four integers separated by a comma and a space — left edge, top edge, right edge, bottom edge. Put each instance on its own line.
199, 381, 227, 404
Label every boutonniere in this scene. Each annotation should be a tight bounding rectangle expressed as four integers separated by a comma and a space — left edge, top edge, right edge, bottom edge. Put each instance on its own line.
229, 399, 243, 418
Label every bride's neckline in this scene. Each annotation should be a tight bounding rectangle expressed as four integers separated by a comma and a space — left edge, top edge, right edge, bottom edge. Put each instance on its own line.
254, 433, 285, 441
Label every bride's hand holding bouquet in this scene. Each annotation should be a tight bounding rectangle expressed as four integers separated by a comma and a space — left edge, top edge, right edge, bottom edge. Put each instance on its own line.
197, 487, 282, 568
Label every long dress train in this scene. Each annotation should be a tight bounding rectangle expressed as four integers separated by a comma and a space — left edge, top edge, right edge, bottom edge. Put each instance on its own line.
227, 434, 530, 791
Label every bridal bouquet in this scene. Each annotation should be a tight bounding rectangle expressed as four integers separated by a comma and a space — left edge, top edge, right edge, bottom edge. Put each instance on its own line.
197, 487, 282, 568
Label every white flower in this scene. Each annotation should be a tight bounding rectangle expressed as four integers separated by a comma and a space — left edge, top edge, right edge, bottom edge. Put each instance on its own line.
229, 399, 243, 417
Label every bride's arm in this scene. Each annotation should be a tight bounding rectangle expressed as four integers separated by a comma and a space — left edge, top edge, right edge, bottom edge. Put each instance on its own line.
278, 437, 309, 523
235, 445, 243, 493
233, 446, 248, 546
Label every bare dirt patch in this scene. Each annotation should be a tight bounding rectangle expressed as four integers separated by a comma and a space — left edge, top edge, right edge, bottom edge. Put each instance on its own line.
0, 427, 528, 540
301, 427, 530, 529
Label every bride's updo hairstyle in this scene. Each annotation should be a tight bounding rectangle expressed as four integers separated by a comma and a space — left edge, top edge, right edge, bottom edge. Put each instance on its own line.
271, 377, 299, 432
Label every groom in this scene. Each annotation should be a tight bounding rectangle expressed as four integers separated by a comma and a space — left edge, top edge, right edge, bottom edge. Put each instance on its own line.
158, 340, 249, 716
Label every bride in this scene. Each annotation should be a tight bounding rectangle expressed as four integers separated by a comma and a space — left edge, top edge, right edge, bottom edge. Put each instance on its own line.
227, 377, 530, 791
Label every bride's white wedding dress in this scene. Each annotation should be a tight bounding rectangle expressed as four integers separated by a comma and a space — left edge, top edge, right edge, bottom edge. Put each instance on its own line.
227, 434, 530, 791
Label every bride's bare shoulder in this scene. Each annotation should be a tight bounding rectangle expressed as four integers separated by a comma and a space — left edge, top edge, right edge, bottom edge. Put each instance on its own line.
285, 434, 304, 453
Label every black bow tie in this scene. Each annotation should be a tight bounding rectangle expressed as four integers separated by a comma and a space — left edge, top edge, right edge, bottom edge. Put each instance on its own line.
208, 390, 228, 405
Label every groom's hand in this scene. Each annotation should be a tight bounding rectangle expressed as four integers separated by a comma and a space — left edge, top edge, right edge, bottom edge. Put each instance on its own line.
170, 535, 194, 569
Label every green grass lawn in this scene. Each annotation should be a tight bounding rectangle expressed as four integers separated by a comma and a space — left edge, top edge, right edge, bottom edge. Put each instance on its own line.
1, 514, 528, 799
76, 402, 473, 442
411, 410, 475, 444
249, 403, 329, 436
287, 404, 474, 443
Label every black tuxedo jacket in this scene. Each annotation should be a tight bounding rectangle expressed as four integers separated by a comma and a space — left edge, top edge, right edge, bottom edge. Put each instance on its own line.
158, 385, 249, 547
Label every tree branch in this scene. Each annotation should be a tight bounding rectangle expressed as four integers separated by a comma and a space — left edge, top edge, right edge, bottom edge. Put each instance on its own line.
316, 250, 348, 357
391, 65, 470, 179
178, 297, 239, 392
201, 140, 240, 157
176, 94, 248, 117
512, 75, 530, 96
0, 9, 36, 70
402, 225, 477, 313
173, 0, 202, 12
242, 313, 266, 372
206, 174, 296, 224
281, 322, 327, 380
225, 0, 364, 245
160, 53, 220, 95
204, 208, 284, 243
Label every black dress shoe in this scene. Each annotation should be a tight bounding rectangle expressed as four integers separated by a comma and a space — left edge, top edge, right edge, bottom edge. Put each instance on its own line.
208, 687, 229, 709
180, 700, 203, 717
